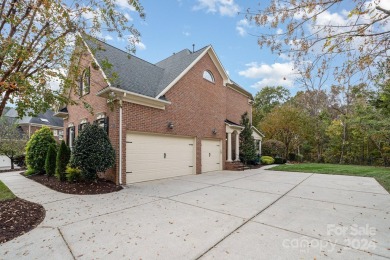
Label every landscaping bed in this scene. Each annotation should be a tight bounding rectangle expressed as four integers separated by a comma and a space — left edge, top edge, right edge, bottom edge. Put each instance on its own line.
0, 180, 45, 244
24, 173, 122, 195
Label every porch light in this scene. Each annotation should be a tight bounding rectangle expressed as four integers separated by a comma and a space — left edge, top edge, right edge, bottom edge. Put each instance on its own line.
212, 128, 217, 135
168, 122, 174, 129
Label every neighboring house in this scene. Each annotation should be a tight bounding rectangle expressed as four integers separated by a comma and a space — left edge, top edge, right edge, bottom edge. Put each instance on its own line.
4, 108, 64, 141
56, 37, 263, 184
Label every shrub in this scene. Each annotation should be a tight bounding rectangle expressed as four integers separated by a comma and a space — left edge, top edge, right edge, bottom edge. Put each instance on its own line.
14, 155, 26, 168
25, 168, 36, 176
262, 140, 286, 157
274, 157, 286, 164
65, 166, 82, 182
55, 141, 71, 181
288, 153, 296, 161
25, 126, 57, 174
44, 145, 57, 176
260, 156, 275, 165
71, 124, 115, 181
296, 154, 304, 162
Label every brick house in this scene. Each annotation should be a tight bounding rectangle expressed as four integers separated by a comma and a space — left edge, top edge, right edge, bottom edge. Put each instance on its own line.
4, 108, 64, 141
56, 37, 263, 185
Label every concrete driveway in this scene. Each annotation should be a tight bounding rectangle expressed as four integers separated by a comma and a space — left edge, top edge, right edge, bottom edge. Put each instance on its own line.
1, 166, 389, 259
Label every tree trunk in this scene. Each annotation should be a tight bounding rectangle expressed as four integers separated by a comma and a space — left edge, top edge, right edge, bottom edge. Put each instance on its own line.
10, 157, 14, 170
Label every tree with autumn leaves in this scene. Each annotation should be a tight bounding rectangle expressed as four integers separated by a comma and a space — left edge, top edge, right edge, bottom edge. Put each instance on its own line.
0, 0, 144, 117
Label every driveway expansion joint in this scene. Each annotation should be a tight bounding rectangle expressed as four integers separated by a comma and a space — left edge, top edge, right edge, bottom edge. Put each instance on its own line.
58, 227, 76, 260
194, 173, 314, 259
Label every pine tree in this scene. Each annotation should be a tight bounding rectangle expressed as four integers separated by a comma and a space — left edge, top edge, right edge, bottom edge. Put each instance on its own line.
55, 141, 71, 181
239, 112, 257, 165
45, 145, 57, 177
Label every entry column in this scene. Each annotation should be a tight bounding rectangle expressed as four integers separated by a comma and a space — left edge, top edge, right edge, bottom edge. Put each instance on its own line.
227, 132, 232, 162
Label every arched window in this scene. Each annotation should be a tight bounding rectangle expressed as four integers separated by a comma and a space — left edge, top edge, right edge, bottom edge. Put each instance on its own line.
203, 70, 215, 83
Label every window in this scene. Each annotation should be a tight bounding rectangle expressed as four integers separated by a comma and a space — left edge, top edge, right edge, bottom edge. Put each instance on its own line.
79, 67, 90, 96
67, 126, 75, 149
78, 121, 88, 134
40, 118, 49, 123
53, 130, 58, 136
94, 117, 109, 135
203, 70, 215, 83
58, 130, 64, 140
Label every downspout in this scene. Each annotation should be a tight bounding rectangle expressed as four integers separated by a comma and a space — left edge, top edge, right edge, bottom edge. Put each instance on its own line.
119, 99, 123, 185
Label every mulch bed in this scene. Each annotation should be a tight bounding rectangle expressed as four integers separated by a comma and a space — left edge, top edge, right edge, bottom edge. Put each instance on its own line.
24, 173, 122, 195
0, 198, 45, 244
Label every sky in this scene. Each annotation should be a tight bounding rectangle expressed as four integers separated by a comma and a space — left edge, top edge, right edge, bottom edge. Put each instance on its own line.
91, 0, 298, 96
75, 0, 388, 97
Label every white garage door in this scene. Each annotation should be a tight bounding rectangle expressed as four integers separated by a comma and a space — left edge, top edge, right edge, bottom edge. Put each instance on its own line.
201, 139, 221, 173
126, 133, 195, 183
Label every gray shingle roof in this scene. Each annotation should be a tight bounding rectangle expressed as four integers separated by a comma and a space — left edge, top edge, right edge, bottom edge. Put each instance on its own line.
84, 37, 208, 98
4, 108, 63, 128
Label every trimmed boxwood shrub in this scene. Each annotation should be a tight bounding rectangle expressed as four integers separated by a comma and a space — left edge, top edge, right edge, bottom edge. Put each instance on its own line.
70, 124, 115, 181
274, 157, 286, 164
55, 141, 71, 181
65, 166, 82, 182
260, 156, 275, 165
25, 126, 57, 174
45, 144, 57, 176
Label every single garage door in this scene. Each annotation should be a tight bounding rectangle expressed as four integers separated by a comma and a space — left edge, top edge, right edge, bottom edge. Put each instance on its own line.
0, 156, 11, 168
126, 133, 195, 183
201, 139, 221, 173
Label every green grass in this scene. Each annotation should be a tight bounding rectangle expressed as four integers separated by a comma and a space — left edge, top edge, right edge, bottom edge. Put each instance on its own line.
270, 163, 390, 193
0, 180, 16, 201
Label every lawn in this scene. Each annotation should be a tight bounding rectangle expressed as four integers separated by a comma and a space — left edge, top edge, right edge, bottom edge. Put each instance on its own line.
270, 163, 390, 193
0, 180, 16, 201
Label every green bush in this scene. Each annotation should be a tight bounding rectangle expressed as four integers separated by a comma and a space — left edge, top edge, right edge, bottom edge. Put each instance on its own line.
71, 124, 115, 181
288, 153, 296, 161
25, 126, 57, 174
44, 145, 57, 176
14, 155, 26, 168
65, 166, 82, 182
55, 141, 71, 181
261, 156, 275, 165
274, 157, 286, 164
25, 168, 36, 176
296, 154, 304, 162
262, 140, 286, 157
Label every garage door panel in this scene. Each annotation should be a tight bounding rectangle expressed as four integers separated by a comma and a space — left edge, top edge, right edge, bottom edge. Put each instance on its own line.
126, 133, 194, 183
201, 139, 221, 173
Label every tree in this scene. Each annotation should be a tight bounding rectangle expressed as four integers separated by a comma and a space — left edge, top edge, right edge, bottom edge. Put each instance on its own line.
44, 144, 56, 177
260, 104, 310, 158
0, 117, 27, 169
252, 86, 290, 127
70, 124, 115, 181
55, 140, 71, 181
239, 112, 257, 165
248, 0, 389, 84
25, 126, 56, 174
262, 139, 286, 158
0, 0, 145, 116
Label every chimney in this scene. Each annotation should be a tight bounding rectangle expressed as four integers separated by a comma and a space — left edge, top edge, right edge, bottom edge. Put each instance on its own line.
192, 44, 195, 53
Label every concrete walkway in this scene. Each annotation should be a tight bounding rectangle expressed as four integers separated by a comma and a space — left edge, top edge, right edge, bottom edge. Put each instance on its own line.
0, 167, 389, 259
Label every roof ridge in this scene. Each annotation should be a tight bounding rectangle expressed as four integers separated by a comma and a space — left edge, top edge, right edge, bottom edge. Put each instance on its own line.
84, 36, 160, 69
155, 45, 210, 65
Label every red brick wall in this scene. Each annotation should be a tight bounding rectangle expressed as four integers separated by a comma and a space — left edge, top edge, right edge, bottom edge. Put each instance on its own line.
226, 87, 251, 124
66, 48, 252, 184
64, 48, 119, 183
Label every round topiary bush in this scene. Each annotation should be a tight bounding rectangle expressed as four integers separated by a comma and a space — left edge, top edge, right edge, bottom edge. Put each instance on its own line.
26, 126, 57, 174
55, 141, 71, 181
71, 124, 115, 181
260, 156, 275, 165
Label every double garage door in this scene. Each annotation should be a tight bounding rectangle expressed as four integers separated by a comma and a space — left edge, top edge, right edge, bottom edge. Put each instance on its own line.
126, 133, 222, 183
126, 133, 195, 183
